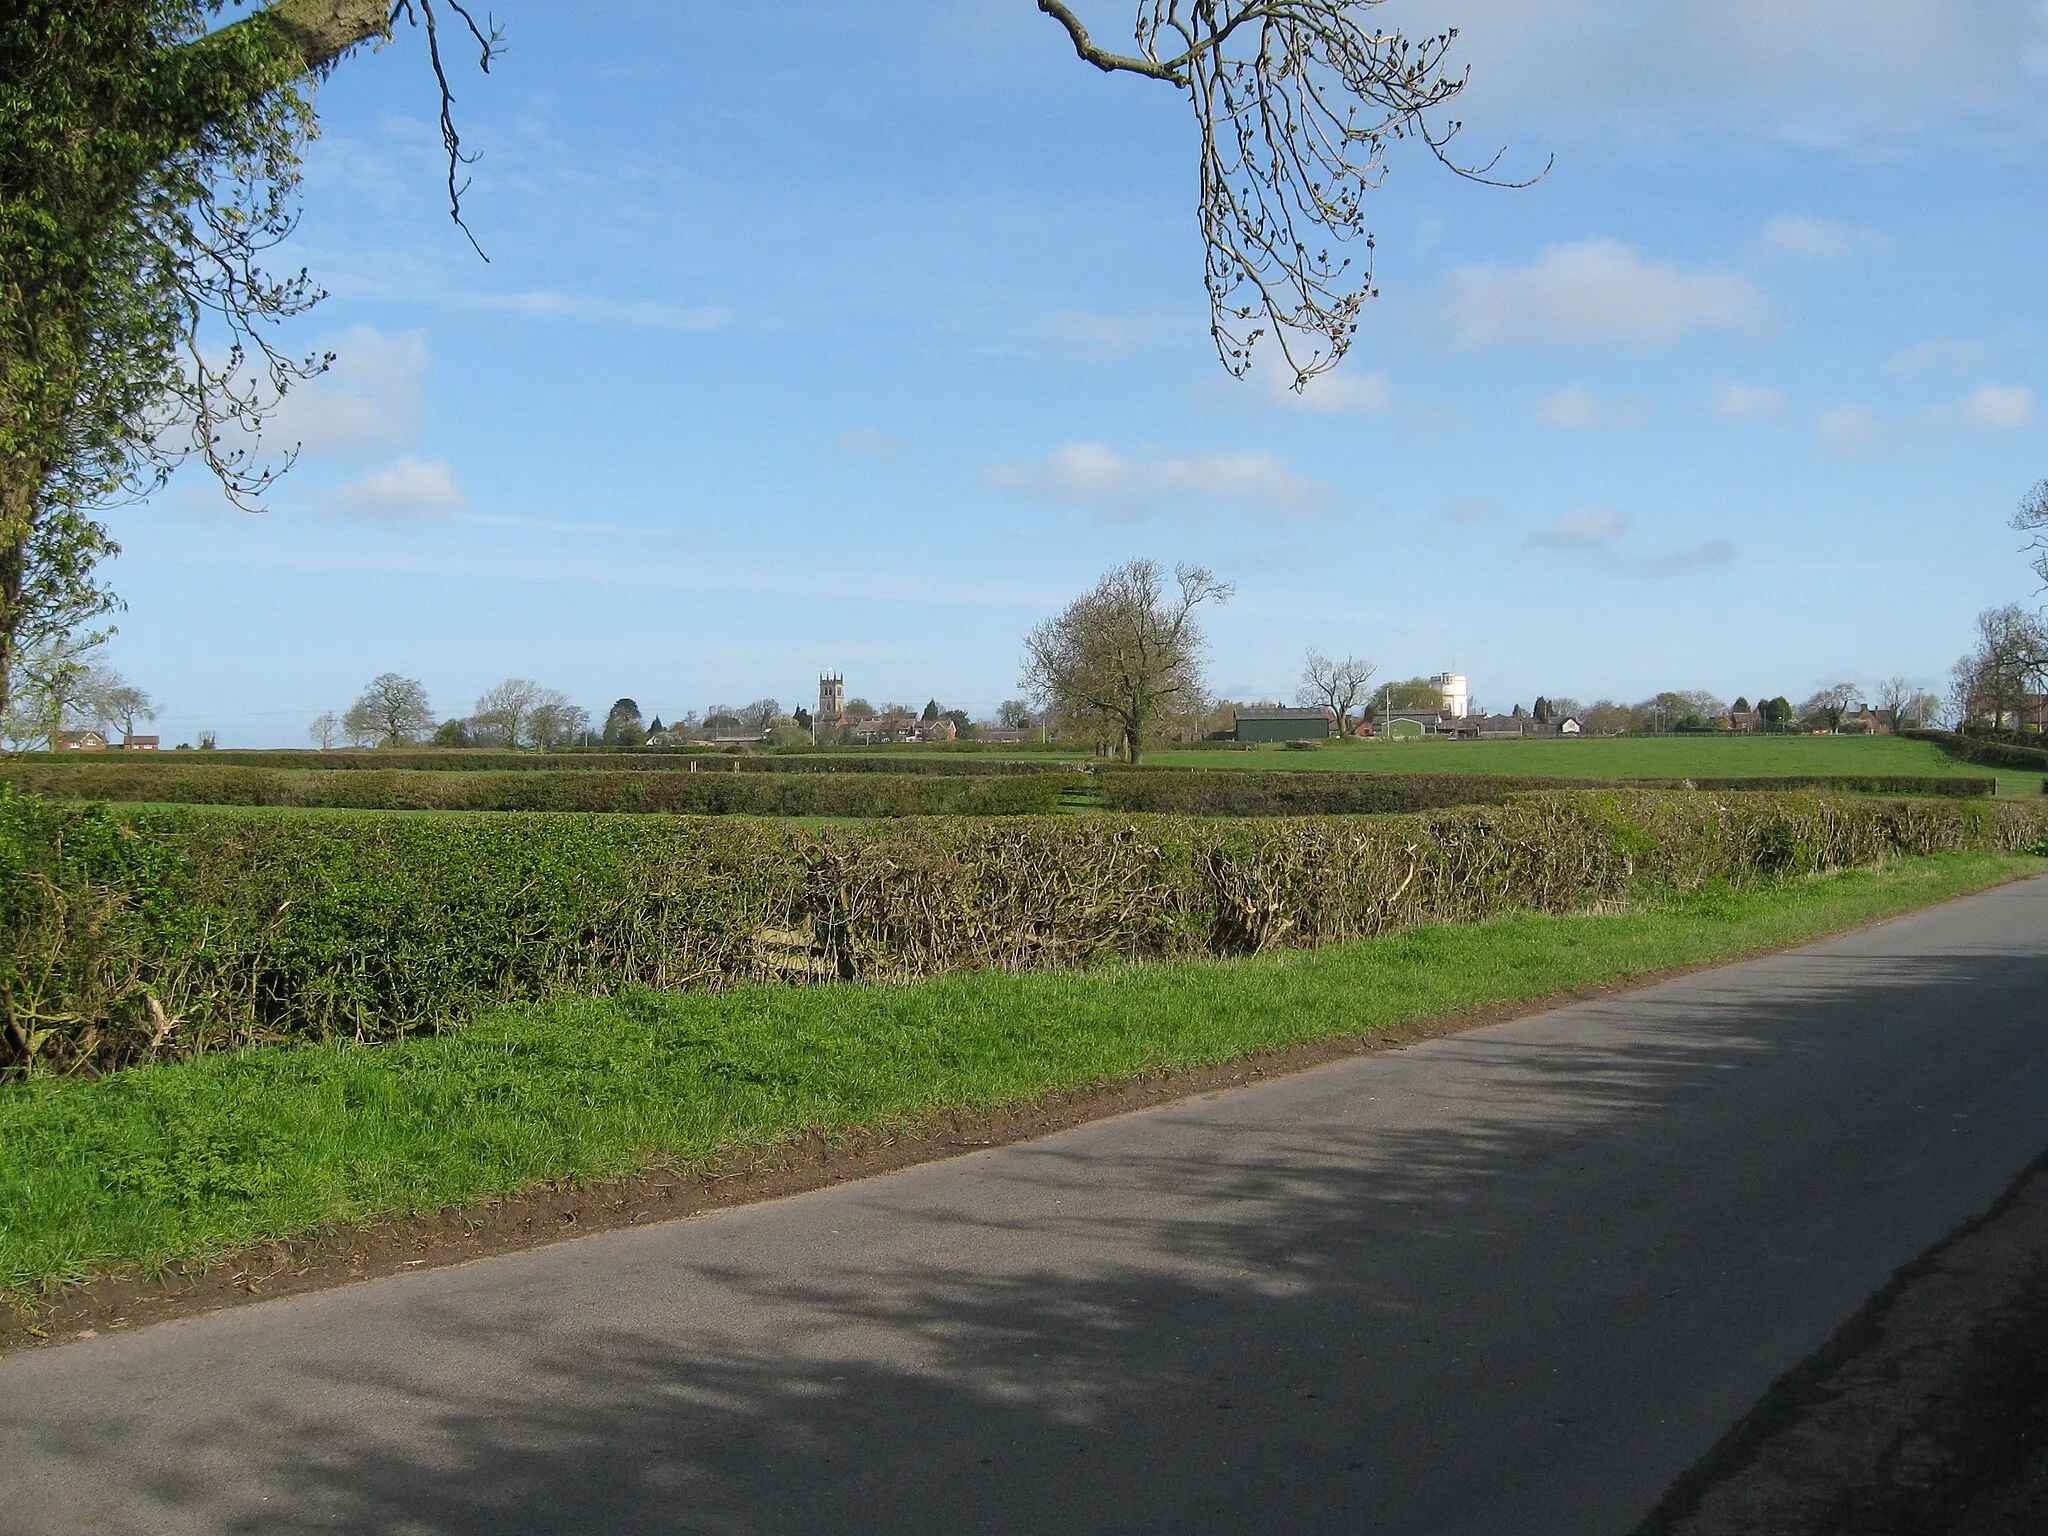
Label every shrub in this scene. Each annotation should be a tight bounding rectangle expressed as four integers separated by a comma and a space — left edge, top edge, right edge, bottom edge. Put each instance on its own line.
1090, 770, 1992, 815
0, 765, 1079, 816
8, 750, 1073, 775
4, 787, 2041, 1078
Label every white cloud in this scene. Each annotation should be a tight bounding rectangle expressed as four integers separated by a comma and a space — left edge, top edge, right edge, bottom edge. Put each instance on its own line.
1525, 510, 1734, 575
1756, 215, 1881, 260
1527, 509, 1627, 551
1641, 540, 1738, 575
1379, 0, 2048, 145
1532, 384, 1646, 428
1886, 336, 1993, 376
984, 443, 1334, 516
330, 456, 464, 517
462, 291, 733, 331
833, 428, 911, 456
1444, 240, 1767, 348
1953, 383, 2038, 429
1441, 496, 1504, 524
1817, 403, 1882, 454
1036, 310, 1174, 362
1269, 368, 1393, 414
1715, 382, 1786, 419
261, 325, 428, 457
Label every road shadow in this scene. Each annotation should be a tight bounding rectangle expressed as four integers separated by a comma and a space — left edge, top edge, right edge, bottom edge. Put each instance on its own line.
11, 906, 2048, 1536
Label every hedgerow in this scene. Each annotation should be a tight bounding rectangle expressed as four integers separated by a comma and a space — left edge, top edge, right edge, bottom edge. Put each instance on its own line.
8, 750, 1073, 775
1088, 770, 1994, 815
4, 787, 2041, 1078
1903, 727, 2048, 775
0, 765, 1078, 816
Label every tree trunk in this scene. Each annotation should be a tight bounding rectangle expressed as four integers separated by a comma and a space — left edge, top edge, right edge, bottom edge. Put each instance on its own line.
0, 457, 42, 726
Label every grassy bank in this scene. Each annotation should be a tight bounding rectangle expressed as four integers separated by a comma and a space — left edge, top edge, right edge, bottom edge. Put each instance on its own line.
1, 850, 2033, 1302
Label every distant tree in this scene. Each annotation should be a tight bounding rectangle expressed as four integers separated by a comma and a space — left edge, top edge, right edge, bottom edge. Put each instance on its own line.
1021, 559, 1231, 764
603, 698, 645, 746
1730, 695, 1752, 715
793, 705, 814, 734
1543, 696, 1583, 721
921, 698, 942, 721
998, 699, 1035, 729
1296, 649, 1376, 735
343, 673, 433, 747
1579, 700, 1632, 736
842, 697, 875, 721
1758, 696, 1795, 732
1950, 605, 2048, 730
1797, 684, 1858, 733
943, 708, 973, 738
1371, 676, 1447, 714
1532, 696, 1550, 722
528, 693, 587, 749
704, 706, 742, 730
308, 711, 343, 749
82, 667, 154, 738
646, 715, 665, 735
197, 729, 217, 750
739, 698, 782, 732
471, 679, 546, 748
0, 631, 102, 748
1871, 677, 1914, 730
432, 717, 471, 748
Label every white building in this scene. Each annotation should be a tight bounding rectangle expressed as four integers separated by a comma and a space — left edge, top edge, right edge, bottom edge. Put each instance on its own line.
1432, 672, 1469, 719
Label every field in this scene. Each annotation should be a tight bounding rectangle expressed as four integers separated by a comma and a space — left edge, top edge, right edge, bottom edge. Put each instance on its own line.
1147, 734, 2044, 795
2, 851, 2034, 1303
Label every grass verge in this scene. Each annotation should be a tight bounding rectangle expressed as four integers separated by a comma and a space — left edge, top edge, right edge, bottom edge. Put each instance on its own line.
1, 851, 2036, 1305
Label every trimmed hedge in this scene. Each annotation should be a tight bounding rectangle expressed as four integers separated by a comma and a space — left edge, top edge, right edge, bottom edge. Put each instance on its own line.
11, 750, 1074, 775
1903, 728, 2048, 774
5, 787, 2043, 1078
0, 765, 1078, 817
1089, 770, 1995, 815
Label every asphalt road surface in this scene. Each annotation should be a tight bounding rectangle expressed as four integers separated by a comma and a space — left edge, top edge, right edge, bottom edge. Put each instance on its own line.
6, 877, 2048, 1535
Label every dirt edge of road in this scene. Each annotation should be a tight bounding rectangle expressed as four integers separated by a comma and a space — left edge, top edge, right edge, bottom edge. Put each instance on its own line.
5, 875, 2037, 1359
1634, 1150, 2048, 1536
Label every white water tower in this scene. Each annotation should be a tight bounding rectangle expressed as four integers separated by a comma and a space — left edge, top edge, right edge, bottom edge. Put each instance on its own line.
1434, 672, 1469, 718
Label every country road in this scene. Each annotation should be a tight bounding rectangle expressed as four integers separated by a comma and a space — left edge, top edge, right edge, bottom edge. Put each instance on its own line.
5, 877, 2048, 1535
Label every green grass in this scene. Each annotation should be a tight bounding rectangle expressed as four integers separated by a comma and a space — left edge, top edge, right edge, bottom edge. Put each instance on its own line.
1147, 734, 2042, 795
2, 850, 2035, 1303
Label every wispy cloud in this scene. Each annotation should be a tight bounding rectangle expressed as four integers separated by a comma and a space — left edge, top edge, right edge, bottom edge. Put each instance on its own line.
1532, 384, 1646, 429
1440, 496, 1504, 524
329, 456, 464, 517
1715, 382, 1786, 419
1941, 383, 2038, 430
1035, 310, 1176, 362
1886, 335, 1993, 376
1444, 239, 1767, 348
459, 291, 735, 331
1756, 214, 1883, 260
984, 443, 1334, 517
1525, 510, 1734, 576
1265, 367, 1392, 414
1817, 403, 1883, 455
832, 428, 912, 456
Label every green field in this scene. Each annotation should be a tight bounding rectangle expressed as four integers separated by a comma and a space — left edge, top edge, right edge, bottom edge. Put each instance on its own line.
2, 850, 2034, 1303
1147, 734, 2042, 795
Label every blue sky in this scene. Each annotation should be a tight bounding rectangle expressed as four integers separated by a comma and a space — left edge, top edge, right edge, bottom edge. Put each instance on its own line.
111, 0, 2048, 743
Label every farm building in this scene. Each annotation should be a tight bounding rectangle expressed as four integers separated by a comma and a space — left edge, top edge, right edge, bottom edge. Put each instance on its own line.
1234, 707, 1333, 743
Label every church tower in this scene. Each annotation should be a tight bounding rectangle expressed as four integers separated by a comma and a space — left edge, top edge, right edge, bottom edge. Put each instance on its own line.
818, 672, 845, 724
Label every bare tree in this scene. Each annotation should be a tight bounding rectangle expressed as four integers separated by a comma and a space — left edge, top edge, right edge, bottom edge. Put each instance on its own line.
308, 711, 343, 749
528, 693, 588, 749
2013, 478, 2048, 590
997, 699, 1036, 729
1950, 605, 2048, 731
1022, 559, 1232, 763
1296, 649, 1375, 735
81, 667, 155, 739
344, 673, 435, 746
1039, 1, 1537, 383
470, 678, 546, 748
1871, 675, 1941, 732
